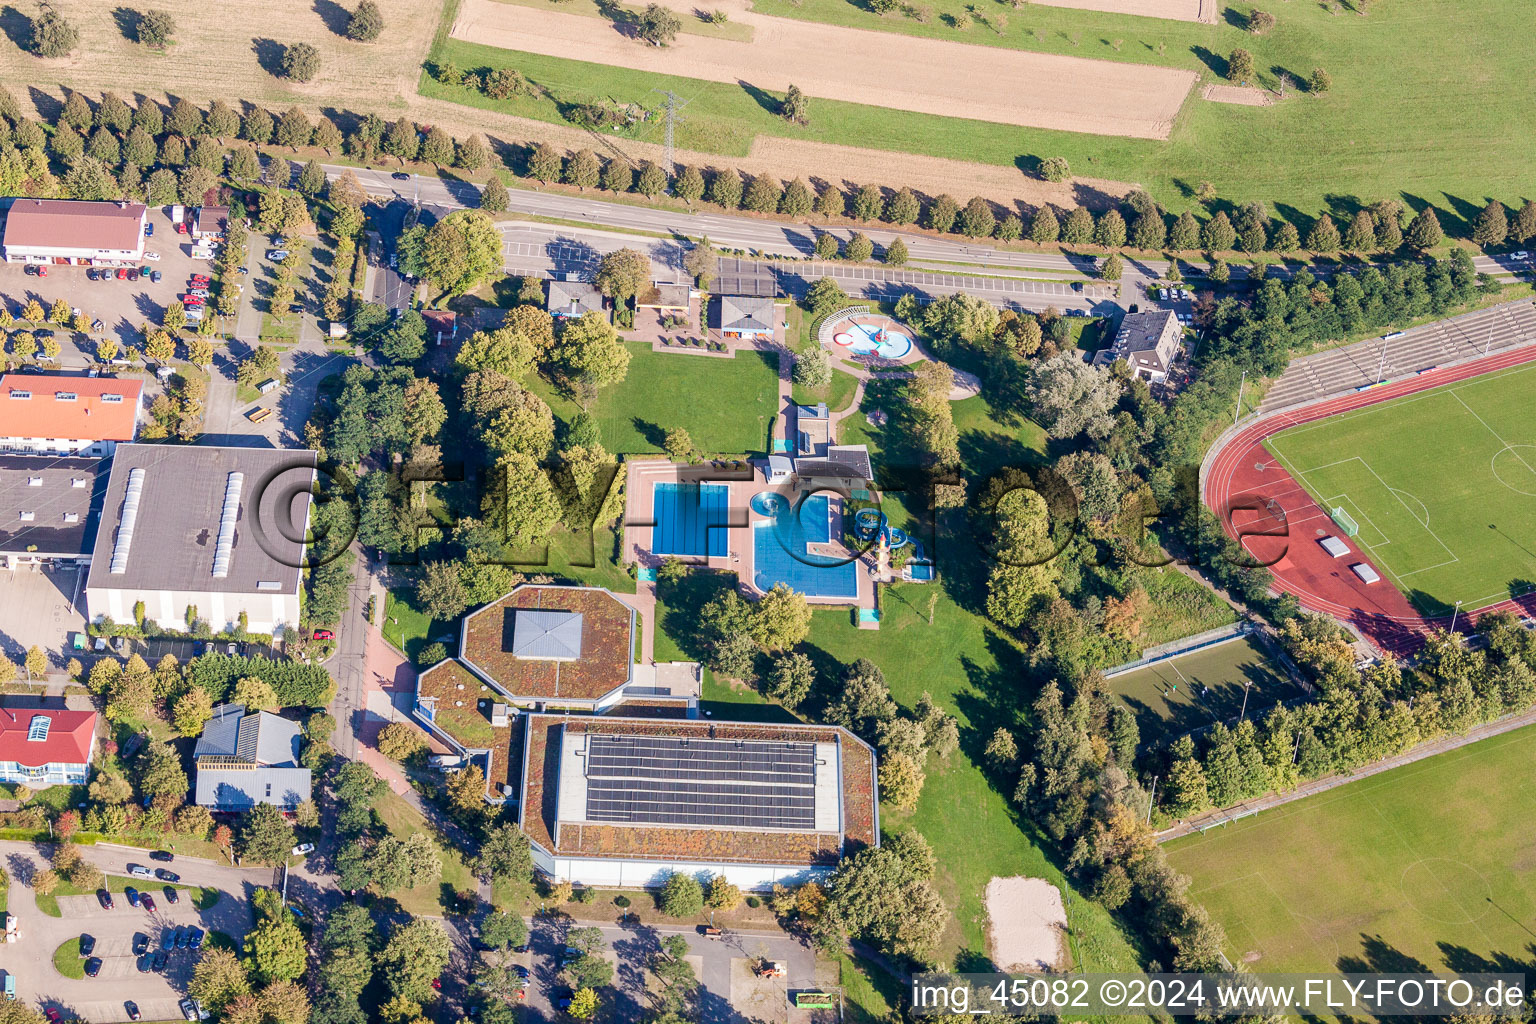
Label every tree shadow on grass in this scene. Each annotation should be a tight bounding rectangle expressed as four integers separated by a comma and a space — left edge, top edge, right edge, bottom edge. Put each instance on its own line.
251, 37, 286, 78
1189, 45, 1228, 78
312, 0, 352, 36
0, 5, 31, 50
737, 79, 782, 117
109, 6, 142, 42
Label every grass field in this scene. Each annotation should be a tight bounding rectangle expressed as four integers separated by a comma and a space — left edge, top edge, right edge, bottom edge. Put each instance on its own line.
1266, 362, 1536, 615
527, 344, 779, 457
371, 787, 478, 917
425, 0, 1536, 223
1107, 633, 1301, 746
1164, 724, 1536, 972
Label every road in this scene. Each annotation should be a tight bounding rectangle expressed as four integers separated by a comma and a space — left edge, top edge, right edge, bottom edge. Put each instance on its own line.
317, 164, 1533, 298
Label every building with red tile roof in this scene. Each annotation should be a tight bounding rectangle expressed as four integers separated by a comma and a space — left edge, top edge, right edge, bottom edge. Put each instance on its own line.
2, 199, 147, 265
0, 374, 143, 456
0, 706, 97, 788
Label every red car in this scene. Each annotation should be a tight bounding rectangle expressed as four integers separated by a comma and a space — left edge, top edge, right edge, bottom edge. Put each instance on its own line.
312, 629, 335, 641
115, 267, 128, 280
182, 296, 205, 307
190, 275, 210, 285
141, 893, 157, 913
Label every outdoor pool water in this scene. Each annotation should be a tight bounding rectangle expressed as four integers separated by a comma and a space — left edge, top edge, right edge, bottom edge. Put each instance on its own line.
751, 491, 788, 517
651, 482, 729, 557
830, 320, 913, 359
752, 494, 858, 598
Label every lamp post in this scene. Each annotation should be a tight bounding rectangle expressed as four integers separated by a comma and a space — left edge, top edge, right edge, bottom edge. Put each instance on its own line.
1239, 679, 1252, 721
1449, 599, 1463, 633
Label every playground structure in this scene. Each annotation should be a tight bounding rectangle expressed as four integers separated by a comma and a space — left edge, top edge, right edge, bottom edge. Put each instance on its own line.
818, 308, 919, 363
854, 508, 935, 582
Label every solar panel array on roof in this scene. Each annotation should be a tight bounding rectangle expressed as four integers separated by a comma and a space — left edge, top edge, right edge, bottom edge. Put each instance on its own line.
583, 734, 819, 830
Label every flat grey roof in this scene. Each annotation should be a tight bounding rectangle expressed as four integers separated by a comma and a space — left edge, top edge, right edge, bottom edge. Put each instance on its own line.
85, 444, 314, 596
0, 454, 110, 556
195, 766, 311, 810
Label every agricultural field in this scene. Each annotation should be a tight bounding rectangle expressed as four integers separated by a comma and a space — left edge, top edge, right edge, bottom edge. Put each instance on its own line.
1106, 633, 1301, 746
1165, 724, 1536, 972
423, 0, 1536, 222
1266, 361, 1536, 615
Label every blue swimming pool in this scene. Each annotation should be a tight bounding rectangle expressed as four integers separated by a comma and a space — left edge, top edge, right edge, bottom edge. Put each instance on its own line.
651, 482, 730, 557
753, 509, 859, 599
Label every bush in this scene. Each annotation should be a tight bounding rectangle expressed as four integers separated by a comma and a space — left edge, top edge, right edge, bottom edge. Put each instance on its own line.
186, 653, 335, 707
745, 895, 760, 908
281, 42, 321, 83
613, 895, 631, 908
658, 872, 704, 917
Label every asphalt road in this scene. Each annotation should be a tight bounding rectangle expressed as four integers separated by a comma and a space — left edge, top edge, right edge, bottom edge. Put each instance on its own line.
314, 164, 1532, 291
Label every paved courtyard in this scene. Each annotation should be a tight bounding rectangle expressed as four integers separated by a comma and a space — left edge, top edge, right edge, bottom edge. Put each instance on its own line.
0, 566, 87, 672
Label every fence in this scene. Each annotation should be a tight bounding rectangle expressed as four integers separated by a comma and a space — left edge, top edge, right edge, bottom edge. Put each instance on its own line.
1102, 621, 1252, 680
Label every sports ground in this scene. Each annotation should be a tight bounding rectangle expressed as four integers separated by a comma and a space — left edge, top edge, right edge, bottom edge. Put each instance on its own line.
1107, 635, 1301, 746
1266, 361, 1536, 616
1164, 724, 1536, 972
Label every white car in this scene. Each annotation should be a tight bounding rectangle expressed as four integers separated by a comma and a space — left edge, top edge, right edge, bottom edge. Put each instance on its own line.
291, 843, 315, 857
189, 288, 210, 298
1513, 251, 1531, 262
144, 251, 161, 261
266, 250, 289, 261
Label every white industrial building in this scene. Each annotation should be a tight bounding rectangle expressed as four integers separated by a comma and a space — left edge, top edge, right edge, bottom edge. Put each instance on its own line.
518, 715, 879, 890
84, 444, 316, 635
1, 199, 147, 265
0, 374, 143, 456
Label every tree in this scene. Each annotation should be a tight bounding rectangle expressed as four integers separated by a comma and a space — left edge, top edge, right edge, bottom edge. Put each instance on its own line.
780, 84, 809, 125
1132, 209, 1167, 250
926, 194, 959, 233
663, 427, 695, 464
484, 452, 561, 547
377, 721, 426, 761
708, 168, 742, 208
814, 233, 839, 260
1273, 220, 1301, 252
553, 310, 631, 392
601, 157, 634, 194
879, 751, 926, 809
1472, 201, 1508, 248
1309, 66, 1332, 94
824, 658, 896, 736
1025, 350, 1121, 440
1512, 200, 1536, 244
1248, 8, 1275, 32
660, 872, 704, 917
1059, 206, 1093, 244
1038, 156, 1070, 183
478, 822, 534, 886
1094, 209, 1127, 248
565, 148, 602, 191
282, 42, 320, 82
191, 947, 251, 1014
480, 909, 529, 951
421, 209, 503, 297
1343, 209, 1376, 252
456, 133, 490, 171
568, 989, 599, 1021
1306, 213, 1341, 253
314, 115, 344, 153
1227, 48, 1256, 84
445, 763, 488, 813
138, 742, 188, 798
481, 175, 509, 212
1202, 210, 1237, 251
883, 237, 908, 265
233, 675, 279, 711
347, 0, 384, 40
241, 804, 296, 864
743, 173, 782, 213
246, 915, 306, 985
379, 919, 451, 1002
138, 9, 176, 47
594, 247, 650, 307
751, 583, 811, 650
29, 8, 79, 56
887, 186, 919, 225
421, 126, 454, 167
958, 197, 995, 238
1102, 252, 1123, 281
639, 3, 681, 44
1406, 206, 1443, 250
845, 231, 873, 262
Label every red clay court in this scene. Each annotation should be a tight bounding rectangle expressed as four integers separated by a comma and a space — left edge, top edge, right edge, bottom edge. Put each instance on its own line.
1204, 343, 1536, 655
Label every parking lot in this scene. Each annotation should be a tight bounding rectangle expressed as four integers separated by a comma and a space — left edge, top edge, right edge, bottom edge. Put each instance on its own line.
0, 205, 237, 366
0, 565, 86, 671
1, 842, 271, 1024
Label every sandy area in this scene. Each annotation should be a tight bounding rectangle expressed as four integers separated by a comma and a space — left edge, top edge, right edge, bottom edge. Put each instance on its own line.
452, 0, 1195, 139
1029, 0, 1215, 23
3, 0, 1141, 209
985, 876, 1069, 972
1202, 84, 1275, 106
730, 957, 789, 1024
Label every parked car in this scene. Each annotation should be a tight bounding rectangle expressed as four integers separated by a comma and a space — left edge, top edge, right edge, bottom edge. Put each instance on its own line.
84, 958, 102, 978
192, 641, 205, 656
144, 222, 153, 236
126, 1002, 141, 1022
190, 274, 210, 285
164, 886, 179, 904
161, 929, 176, 951
178, 926, 193, 949
127, 269, 139, 281
145, 250, 160, 260
79, 934, 95, 957
266, 250, 289, 261
1513, 250, 1531, 262
44, 1010, 60, 1024
179, 1000, 200, 1022
97, 889, 115, 910
136, 955, 152, 973
512, 964, 530, 979
141, 893, 157, 913
125, 886, 140, 907
156, 868, 180, 882
189, 927, 205, 949
291, 842, 315, 856
152, 951, 168, 971
226, 642, 238, 655
311, 629, 334, 641
151, 271, 162, 283
189, 288, 210, 299
133, 933, 149, 955
36, 266, 46, 277
129, 864, 154, 879
23, 264, 37, 276
86, 269, 98, 280
116, 268, 129, 280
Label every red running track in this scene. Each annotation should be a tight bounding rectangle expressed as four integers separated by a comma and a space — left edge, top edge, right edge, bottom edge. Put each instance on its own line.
1204, 344, 1536, 656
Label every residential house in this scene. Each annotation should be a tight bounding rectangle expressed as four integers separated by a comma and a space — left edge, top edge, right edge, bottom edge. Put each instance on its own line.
0, 706, 97, 788
0, 375, 143, 456
1092, 309, 1184, 383
193, 703, 311, 811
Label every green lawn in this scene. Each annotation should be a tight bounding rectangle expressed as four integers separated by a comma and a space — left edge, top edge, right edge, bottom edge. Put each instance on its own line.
1265, 360, 1536, 614
383, 589, 455, 665
1165, 723, 1536, 972
1132, 565, 1239, 649
792, 366, 860, 415
426, 0, 1536, 224
835, 950, 902, 1024
53, 937, 85, 979
371, 787, 478, 917
527, 343, 779, 456
1106, 633, 1301, 747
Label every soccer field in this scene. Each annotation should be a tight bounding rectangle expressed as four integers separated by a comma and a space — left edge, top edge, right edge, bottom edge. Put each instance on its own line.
1107, 635, 1302, 746
1266, 362, 1536, 616
1164, 725, 1536, 973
